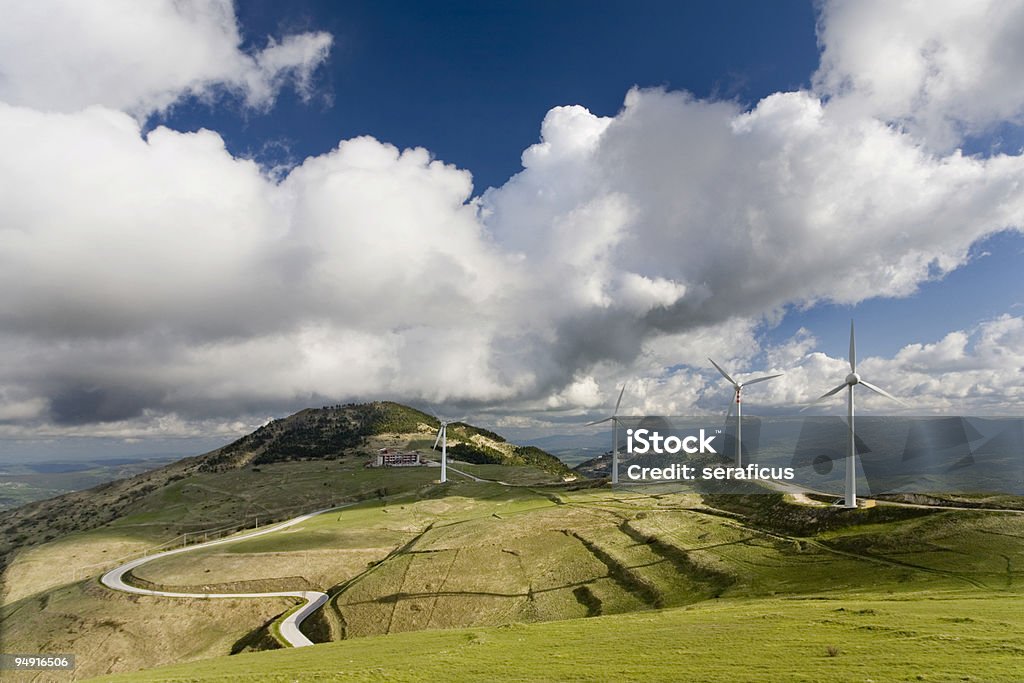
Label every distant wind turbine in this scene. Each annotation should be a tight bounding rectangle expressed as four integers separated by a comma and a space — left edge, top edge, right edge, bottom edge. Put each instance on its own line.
708, 359, 782, 467
804, 320, 905, 508
587, 384, 628, 484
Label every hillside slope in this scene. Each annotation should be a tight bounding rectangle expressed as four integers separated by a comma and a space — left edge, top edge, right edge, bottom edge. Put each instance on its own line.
0, 402, 569, 584
90, 593, 1024, 683
71, 486, 1024, 682
4, 473, 1022, 680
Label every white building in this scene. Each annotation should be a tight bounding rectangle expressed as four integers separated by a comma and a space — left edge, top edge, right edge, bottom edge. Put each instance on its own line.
374, 448, 422, 467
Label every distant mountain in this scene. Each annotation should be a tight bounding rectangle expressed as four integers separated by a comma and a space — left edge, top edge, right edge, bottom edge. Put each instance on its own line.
516, 432, 611, 468
198, 402, 438, 471
573, 453, 612, 479
518, 432, 610, 452
200, 401, 572, 476
0, 456, 179, 512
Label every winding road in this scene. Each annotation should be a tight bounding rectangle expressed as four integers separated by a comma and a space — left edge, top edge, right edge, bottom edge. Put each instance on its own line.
446, 464, 506, 484
99, 470, 1021, 649
100, 504, 351, 647
99, 466, 510, 647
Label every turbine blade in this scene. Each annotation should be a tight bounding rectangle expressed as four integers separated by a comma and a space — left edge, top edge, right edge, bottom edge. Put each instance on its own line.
708, 358, 738, 386
849, 320, 857, 372
586, 416, 614, 426
798, 382, 847, 413
742, 373, 783, 387
725, 398, 734, 422
859, 379, 907, 406
433, 428, 442, 449
613, 383, 627, 416
799, 382, 849, 411
818, 382, 848, 400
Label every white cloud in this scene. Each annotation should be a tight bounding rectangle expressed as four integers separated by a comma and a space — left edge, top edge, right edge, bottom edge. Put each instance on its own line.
546, 376, 603, 410
0, 0, 331, 117
576, 316, 1024, 422
0, 108, 529, 424
1, 1, 1024, 441
814, 0, 1024, 149
0, 396, 47, 422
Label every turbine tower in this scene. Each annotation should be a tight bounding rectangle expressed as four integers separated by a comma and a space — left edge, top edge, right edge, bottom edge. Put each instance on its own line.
587, 384, 627, 484
433, 419, 450, 483
806, 320, 904, 508
708, 359, 782, 467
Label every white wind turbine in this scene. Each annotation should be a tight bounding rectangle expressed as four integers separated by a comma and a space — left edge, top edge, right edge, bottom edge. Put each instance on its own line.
708, 359, 782, 467
805, 320, 904, 508
433, 418, 451, 483
587, 384, 627, 484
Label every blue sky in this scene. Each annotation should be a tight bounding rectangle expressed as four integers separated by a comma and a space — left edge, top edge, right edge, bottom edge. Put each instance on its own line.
768, 230, 1024, 360
160, 1, 820, 191
1, 0, 1023, 457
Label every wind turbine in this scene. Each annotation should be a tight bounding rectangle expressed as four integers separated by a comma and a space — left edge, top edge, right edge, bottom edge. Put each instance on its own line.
805, 320, 904, 508
587, 384, 627, 484
708, 359, 782, 467
433, 418, 451, 483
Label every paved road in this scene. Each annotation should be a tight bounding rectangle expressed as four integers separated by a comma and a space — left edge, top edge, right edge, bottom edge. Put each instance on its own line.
446, 464, 501, 483
427, 460, 511, 484
100, 504, 350, 647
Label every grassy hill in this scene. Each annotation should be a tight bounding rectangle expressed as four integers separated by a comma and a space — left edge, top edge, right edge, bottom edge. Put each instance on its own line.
4, 475, 1022, 680
68, 483, 1024, 682
199, 402, 571, 477
0, 404, 574, 678
2, 405, 1022, 681
0, 402, 570, 581
89, 594, 1024, 682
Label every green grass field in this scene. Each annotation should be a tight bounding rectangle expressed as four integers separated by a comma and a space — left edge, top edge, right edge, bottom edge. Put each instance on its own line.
445, 461, 568, 484
4, 469, 1023, 682
105, 459, 439, 536
106, 483, 1024, 681
0, 459, 445, 680
1, 460, 438, 605
89, 593, 1024, 682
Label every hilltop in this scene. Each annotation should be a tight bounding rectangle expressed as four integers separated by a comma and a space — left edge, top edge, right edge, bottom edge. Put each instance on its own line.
200, 401, 571, 477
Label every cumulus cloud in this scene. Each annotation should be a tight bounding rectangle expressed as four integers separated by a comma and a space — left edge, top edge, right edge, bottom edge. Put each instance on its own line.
771, 316, 1024, 417
479, 85, 1024, 415
558, 314, 1024, 432
0, 0, 1023, 441
0, 0, 331, 116
814, 0, 1024, 148
0, 107, 526, 428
